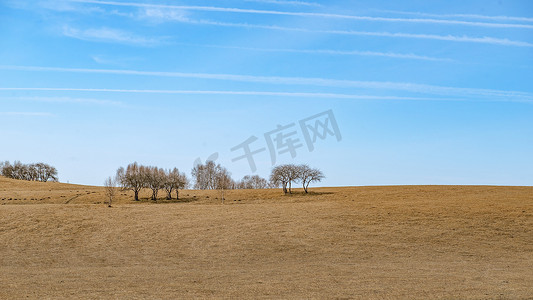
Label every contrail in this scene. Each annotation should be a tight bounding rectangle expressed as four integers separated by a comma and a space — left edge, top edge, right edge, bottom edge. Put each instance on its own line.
1, 65, 532, 101
243, 0, 322, 7
69, 0, 533, 29
0, 87, 454, 101
2, 87, 532, 103
184, 19, 533, 47
0, 95, 124, 106
0, 111, 54, 116
376, 10, 533, 23
181, 44, 452, 62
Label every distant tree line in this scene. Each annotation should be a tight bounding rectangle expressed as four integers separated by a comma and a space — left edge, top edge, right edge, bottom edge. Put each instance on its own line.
191, 161, 273, 190
191, 161, 324, 194
0, 161, 58, 182
112, 161, 325, 202
116, 162, 189, 201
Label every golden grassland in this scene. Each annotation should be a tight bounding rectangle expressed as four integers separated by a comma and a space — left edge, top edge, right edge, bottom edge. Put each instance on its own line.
1, 176, 532, 299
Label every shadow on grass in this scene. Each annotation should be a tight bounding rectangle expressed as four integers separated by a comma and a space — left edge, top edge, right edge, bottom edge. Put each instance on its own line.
283, 191, 334, 196
136, 197, 199, 204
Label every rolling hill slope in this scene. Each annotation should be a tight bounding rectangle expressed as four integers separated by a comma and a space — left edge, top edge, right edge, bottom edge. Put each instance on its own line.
1, 178, 532, 298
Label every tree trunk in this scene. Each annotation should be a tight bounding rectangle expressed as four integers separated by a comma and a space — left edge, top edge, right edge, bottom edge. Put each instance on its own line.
289, 181, 292, 194
303, 181, 308, 193
134, 190, 139, 201
175, 189, 179, 200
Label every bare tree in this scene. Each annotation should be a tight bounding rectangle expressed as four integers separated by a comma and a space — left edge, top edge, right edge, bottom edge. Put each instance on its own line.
11, 161, 25, 180
298, 164, 325, 193
237, 175, 250, 189
1, 161, 13, 178
216, 166, 233, 203
238, 175, 268, 189
252, 175, 268, 189
163, 168, 189, 200
270, 165, 290, 194
163, 168, 177, 200
145, 166, 165, 201
192, 160, 231, 190
116, 162, 145, 201
192, 161, 234, 201
27, 164, 38, 181
267, 180, 280, 189
191, 162, 208, 190
176, 172, 189, 200
38, 163, 51, 181
40, 163, 58, 182
285, 164, 301, 194
104, 176, 117, 207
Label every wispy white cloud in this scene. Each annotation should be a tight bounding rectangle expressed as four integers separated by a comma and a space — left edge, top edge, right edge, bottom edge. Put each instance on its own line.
2, 87, 532, 104
243, 0, 322, 7
0, 87, 490, 102
327, 29, 533, 47
189, 44, 453, 62
91, 55, 114, 65
3, 0, 103, 13
90, 54, 141, 67
177, 19, 533, 47
0, 96, 124, 106
62, 26, 162, 46
376, 10, 533, 23
24, 0, 531, 47
68, 0, 533, 29
97, 6, 529, 48
91, 55, 115, 65
137, 7, 189, 23
0, 111, 54, 117
446, 13, 533, 23
1, 65, 533, 102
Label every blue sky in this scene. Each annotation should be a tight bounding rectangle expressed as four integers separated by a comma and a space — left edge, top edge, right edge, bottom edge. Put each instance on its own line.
0, 0, 532, 186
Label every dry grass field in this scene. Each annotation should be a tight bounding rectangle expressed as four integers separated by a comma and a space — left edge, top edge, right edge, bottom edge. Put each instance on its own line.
1, 176, 532, 299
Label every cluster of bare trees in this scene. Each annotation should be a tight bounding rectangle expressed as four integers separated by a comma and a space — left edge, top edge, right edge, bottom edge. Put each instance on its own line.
270, 164, 324, 194
115, 162, 189, 201
191, 160, 232, 190
108, 161, 323, 203
0, 161, 58, 182
191, 161, 323, 194
237, 175, 269, 189
192, 161, 272, 190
